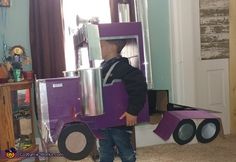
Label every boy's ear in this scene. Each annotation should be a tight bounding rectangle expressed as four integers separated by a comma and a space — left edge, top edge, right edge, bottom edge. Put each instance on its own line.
115, 40, 127, 53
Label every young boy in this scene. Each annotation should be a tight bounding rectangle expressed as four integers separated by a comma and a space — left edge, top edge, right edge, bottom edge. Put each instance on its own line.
99, 39, 147, 162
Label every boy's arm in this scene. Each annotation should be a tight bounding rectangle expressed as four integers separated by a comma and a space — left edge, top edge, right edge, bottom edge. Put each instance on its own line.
120, 65, 148, 116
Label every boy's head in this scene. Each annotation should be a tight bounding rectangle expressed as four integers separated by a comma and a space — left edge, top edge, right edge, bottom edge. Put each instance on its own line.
100, 39, 127, 61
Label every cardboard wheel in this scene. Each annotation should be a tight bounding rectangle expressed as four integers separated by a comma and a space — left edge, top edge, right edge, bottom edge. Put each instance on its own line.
196, 119, 220, 143
58, 122, 95, 160
173, 119, 196, 145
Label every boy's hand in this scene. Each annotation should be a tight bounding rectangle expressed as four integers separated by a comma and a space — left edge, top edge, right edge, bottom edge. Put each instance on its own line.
120, 112, 137, 126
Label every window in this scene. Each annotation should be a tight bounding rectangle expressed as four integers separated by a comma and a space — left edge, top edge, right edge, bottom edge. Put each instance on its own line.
63, 0, 111, 71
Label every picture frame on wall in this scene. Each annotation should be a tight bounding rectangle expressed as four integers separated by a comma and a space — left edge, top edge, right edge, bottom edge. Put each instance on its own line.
0, 0, 10, 7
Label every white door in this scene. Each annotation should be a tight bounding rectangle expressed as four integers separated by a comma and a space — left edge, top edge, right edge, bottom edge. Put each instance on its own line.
195, 59, 230, 134
171, 0, 230, 134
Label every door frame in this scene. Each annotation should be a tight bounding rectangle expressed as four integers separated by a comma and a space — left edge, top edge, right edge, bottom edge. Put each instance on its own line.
229, 0, 236, 134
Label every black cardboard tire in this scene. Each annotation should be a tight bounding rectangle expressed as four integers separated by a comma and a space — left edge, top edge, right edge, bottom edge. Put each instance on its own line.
173, 119, 196, 145
196, 119, 220, 144
58, 122, 95, 161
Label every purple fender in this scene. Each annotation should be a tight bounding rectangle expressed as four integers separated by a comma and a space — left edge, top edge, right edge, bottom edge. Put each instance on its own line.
153, 110, 222, 141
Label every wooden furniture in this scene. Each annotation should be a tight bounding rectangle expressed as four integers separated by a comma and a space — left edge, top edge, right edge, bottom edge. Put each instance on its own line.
0, 81, 38, 161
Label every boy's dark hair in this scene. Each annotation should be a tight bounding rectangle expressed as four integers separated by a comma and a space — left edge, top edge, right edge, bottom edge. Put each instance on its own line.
109, 39, 127, 53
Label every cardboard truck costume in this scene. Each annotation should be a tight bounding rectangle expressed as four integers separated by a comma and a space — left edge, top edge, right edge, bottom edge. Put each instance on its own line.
36, 22, 222, 161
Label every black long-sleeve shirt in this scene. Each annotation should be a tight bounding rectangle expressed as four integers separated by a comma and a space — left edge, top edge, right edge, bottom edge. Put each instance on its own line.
101, 56, 147, 116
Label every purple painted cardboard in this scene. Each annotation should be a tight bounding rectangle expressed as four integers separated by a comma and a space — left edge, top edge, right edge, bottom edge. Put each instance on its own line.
38, 77, 149, 143
80, 82, 149, 130
153, 110, 221, 141
37, 77, 81, 142
98, 22, 145, 73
